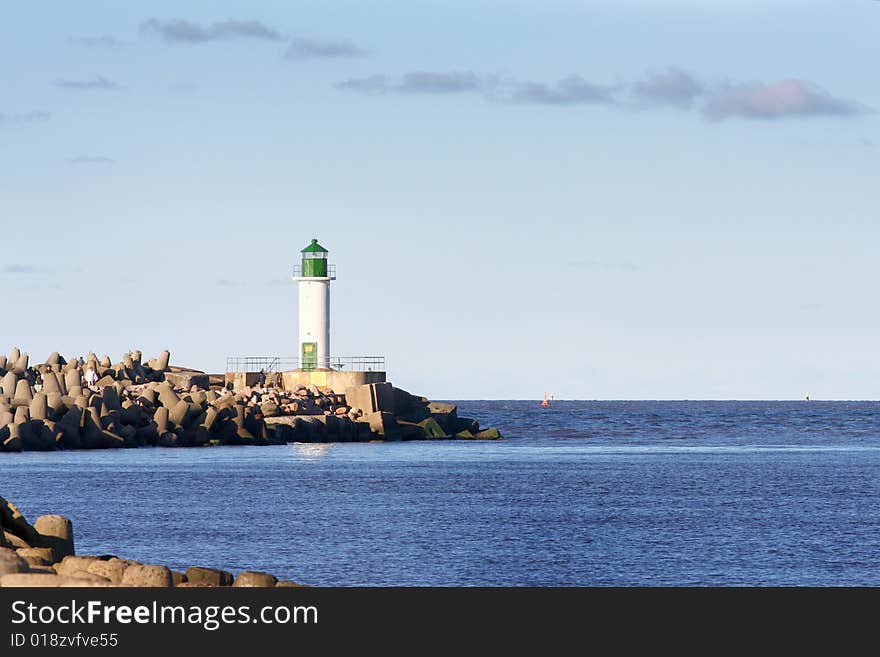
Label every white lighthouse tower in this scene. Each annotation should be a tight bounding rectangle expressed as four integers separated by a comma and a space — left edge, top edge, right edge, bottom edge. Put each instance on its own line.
293, 238, 335, 370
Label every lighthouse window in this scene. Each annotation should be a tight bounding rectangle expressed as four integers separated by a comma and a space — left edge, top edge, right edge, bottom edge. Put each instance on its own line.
304, 252, 327, 259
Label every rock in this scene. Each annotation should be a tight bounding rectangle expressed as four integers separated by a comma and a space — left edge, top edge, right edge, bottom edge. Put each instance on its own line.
0, 547, 29, 576
56, 555, 99, 577
60, 579, 115, 588
16, 547, 55, 565
171, 570, 187, 586
474, 427, 502, 440
2, 531, 29, 549
428, 402, 458, 433
87, 558, 127, 584
65, 571, 112, 584
1, 573, 67, 587
29, 393, 48, 421
260, 402, 280, 417
13, 379, 33, 403
358, 411, 399, 439
164, 371, 209, 390
344, 382, 395, 414
418, 417, 447, 438
275, 580, 306, 587
396, 420, 426, 440
0, 372, 17, 397
176, 581, 219, 588
232, 571, 278, 588
455, 430, 475, 439
0, 496, 40, 544
185, 566, 233, 586
120, 564, 173, 587
456, 417, 480, 434
34, 515, 75, 560
12, 353, 29, 375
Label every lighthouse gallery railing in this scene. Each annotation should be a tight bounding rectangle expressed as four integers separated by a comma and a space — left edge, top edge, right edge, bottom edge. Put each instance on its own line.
226, 356, 385, 373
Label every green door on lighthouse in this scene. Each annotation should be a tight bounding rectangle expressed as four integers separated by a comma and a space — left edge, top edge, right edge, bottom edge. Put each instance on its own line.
301, 342, 317, 371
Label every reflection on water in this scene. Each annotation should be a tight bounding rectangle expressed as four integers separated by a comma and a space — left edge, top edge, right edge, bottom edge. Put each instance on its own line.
291, 443, 333, 460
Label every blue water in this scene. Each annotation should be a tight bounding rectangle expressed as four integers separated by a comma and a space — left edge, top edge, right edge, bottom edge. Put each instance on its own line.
3, 401, 880, 586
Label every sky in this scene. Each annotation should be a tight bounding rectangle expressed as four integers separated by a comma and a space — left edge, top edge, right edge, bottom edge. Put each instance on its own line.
1, 0, 878, 399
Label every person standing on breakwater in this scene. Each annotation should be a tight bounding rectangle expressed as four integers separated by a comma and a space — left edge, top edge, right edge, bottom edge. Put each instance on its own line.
84, 366, 98, 390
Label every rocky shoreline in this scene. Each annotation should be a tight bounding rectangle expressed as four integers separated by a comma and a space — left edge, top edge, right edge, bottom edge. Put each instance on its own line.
0, 495, 296, 588
0, 347, 501, 452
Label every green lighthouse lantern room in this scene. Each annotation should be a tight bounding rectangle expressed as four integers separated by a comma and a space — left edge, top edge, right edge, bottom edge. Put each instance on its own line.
301, 238, 329, 277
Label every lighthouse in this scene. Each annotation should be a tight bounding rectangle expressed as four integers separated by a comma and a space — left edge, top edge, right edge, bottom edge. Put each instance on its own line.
293, 238, 335, 370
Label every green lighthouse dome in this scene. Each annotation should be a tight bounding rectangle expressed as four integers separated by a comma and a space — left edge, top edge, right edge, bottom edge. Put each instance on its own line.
301, 238, 328, 277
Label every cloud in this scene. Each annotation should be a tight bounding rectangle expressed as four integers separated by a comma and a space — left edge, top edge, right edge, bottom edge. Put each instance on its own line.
336, 75, 389, 95
335, 67, 869, 124
702, 79, 867, 121
0, 111, 50, 125
631, 67, 704, 107
67, 156, 115, 165
285, 37, 367, 60
399, 71, 485, 94
71, 35, 126, 47
337, 71, 487, 95
140, 18, 283, 44
1, 265, 47, 275
217, 279, 244, 287
511, 75, 617, 105
55, 76, 120, 90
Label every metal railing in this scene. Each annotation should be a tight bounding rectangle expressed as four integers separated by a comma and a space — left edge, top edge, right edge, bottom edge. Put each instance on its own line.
292, 264, 336, 278
226, 355, 384, 373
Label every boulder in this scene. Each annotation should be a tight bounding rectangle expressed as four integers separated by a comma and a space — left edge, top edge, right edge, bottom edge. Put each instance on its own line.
56, 555, 99, 577
16, 547, 55, 565
13, 379, 33, 403
474, 427, 502, 440
29, 393, 48, 421
0, 547, 29, 576
185, 566, 233, 587
358, 411, 400, 439
232, 571, 277, 588
120, 564, 172, 587
1, 573, 68, 587
0, 496, 40, 544
428, 402, 459, 433
87, 558, 127, 584
344, 382, 395, 414
418, 417, 447, 438
164, 371, 209, 390
0, 372, 17, 397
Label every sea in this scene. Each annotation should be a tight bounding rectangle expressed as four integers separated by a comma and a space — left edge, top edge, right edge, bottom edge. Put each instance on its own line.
3, 400, 880, 586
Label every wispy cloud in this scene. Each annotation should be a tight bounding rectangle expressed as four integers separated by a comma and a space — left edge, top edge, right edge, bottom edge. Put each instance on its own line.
337, 71, 488, 95
0, 111, 50, 125
67, 156, 115, 165
140, 18, 283, 44
511, 75, 617, 105
71, 35, 126, 48
55, 76, 120, 91
1, 265, 47, 275
285, 37, 367, 60
631, 67, 704, 108
702, 79, 868, 121
336, 67, 870, 124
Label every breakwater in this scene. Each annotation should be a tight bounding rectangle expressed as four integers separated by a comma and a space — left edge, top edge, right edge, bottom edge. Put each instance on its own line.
0, 347, 501, 452
0, 495, 296, 587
